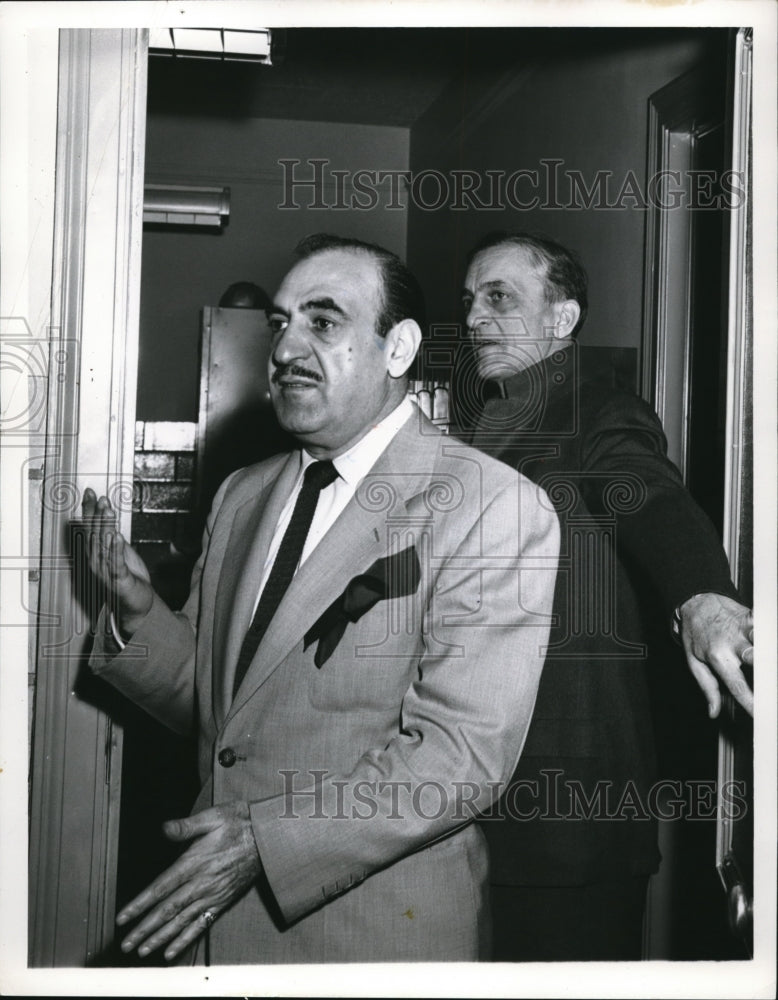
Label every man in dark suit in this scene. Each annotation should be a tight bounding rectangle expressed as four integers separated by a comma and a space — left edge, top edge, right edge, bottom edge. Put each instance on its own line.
81, 234, 559, 963
460, 231, 754, 961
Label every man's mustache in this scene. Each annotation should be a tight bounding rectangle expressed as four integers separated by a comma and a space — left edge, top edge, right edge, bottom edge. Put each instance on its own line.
271, 364, 324, 384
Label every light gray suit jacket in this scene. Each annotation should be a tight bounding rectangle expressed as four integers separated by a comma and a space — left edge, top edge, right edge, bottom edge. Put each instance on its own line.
91, 410, 559, 963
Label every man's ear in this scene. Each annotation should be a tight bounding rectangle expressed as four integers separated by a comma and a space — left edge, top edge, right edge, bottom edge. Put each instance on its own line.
385, 319, 422, 378
550, 299, 581, 339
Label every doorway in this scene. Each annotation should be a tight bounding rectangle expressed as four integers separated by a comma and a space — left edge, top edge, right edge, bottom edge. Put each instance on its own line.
25, 23, 756, 969
641, 33, 753, 959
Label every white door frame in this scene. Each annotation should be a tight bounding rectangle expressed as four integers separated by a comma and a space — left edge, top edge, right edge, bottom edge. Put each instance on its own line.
715, 25, 753, 947
27, 28, 148, 966
641, 30, 755, 958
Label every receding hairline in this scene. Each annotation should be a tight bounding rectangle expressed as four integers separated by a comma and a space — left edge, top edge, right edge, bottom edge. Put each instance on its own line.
307, 243, 385, 278
467, 241, 555, 293
291, 244, 385, 286
285, 244, 387, 326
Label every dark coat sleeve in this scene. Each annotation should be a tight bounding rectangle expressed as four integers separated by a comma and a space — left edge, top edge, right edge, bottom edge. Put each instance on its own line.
579, 389, 739, 623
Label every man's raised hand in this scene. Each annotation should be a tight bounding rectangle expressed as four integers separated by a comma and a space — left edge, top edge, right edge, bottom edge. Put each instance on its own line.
81, 487, 154, 637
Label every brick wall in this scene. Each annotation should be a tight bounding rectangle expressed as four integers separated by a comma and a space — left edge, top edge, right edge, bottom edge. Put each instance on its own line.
132, 420, 200, 609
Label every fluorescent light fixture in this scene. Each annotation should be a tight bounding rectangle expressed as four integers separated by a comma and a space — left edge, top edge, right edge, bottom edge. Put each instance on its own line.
224, 30, 272, 59
143, 184, 230, 228
149, 27, 274, 63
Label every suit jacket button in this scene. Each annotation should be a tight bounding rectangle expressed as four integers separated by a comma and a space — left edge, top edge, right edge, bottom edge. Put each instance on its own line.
218, 747, 237, 768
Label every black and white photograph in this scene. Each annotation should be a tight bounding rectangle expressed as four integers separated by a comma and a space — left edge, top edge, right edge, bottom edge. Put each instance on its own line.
1, 1, 775, 996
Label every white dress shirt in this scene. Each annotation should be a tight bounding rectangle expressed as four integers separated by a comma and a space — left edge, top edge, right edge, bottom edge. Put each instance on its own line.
252, 395, 415, 613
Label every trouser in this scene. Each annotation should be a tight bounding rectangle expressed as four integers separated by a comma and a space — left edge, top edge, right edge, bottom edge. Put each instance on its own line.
489, 876, 649, 962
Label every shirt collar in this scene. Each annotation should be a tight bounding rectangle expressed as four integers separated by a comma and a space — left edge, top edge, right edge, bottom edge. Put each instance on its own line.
299, 395, 415, 486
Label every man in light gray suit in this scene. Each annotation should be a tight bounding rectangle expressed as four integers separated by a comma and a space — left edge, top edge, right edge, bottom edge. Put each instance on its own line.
82, 234, 559, 964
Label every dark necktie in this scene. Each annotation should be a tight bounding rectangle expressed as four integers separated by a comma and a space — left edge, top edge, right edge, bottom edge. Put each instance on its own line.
232, 459, 339, 697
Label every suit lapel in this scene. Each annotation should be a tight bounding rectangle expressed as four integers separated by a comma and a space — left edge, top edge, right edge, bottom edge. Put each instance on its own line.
212, 452, 301, 724
225, 411, 443, 722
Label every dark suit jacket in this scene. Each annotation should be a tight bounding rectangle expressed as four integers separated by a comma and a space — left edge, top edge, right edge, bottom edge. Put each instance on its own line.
468, 345, 737, 886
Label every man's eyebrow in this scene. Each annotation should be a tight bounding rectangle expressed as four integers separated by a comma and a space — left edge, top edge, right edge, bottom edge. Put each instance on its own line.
268, 303, 290, 317
461, 279, 510, 298
301, 296, 347, 317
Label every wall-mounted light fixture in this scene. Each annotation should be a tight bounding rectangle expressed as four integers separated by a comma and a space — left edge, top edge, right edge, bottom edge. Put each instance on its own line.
149, 28, 276, 63
143, 184, 231, 228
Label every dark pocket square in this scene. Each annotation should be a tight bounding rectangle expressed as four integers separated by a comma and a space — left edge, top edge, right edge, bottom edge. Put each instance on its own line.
304, 545, 421, 668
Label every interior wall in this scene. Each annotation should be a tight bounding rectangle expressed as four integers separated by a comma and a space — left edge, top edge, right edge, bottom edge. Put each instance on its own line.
138, 114, 410, 421
407, 30, 728, 349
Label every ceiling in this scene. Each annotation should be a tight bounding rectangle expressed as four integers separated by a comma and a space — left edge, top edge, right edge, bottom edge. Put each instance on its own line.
146, 27, 715, 129
146, 27, 532, 128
